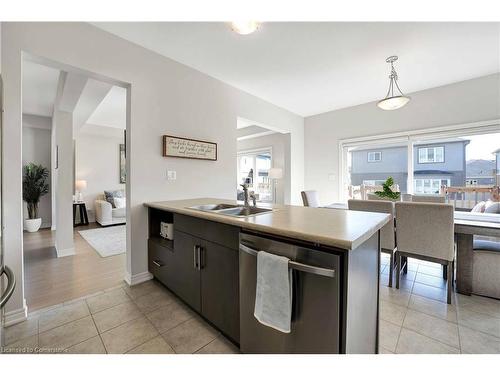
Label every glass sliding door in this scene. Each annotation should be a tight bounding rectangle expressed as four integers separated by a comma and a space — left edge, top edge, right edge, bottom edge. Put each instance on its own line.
342, 140, 408, 200
237, 148, 273, 202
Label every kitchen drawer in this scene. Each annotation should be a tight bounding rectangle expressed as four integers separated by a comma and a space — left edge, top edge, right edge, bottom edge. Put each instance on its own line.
174, 213, 239, 249
148, 238, 171, 285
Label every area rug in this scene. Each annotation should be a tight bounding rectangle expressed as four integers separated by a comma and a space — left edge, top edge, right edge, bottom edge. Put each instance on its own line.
78, 225, 126, 257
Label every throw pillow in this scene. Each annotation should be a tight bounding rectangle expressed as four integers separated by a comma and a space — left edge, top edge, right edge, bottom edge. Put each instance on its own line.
113, 197, 126, 208
104, 190, 125, 208
484, 202, 500, 214
471, 201, 486, 213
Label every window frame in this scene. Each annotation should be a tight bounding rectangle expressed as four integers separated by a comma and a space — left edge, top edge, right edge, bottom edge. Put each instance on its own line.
237, 147, 273, 203
338, 119, 500, 201
418, 146, 445, 164
367, 151, 382, 163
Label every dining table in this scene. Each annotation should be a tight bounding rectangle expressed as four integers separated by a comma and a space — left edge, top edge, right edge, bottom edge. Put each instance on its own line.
324, 202, 500, 295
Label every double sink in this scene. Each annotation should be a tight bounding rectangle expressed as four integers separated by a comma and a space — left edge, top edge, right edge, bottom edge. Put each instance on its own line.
188, 203, 273, 217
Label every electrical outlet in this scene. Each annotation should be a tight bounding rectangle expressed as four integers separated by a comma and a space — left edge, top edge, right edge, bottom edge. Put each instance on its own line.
167, 170, 177, 181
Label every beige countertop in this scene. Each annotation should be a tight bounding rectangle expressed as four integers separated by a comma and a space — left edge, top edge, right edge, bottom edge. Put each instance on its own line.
144, 198, 390, 250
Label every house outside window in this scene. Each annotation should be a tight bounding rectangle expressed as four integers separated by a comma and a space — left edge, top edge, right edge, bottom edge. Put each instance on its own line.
418, 146, 444, 163
363, 180, 386, 186
367, 151, 382, 163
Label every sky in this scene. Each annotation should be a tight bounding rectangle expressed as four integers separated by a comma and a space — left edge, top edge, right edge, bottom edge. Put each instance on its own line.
464, 134, 500, 160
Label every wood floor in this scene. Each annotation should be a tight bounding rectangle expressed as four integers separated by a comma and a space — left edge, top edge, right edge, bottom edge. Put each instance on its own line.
23, 223, 126, 312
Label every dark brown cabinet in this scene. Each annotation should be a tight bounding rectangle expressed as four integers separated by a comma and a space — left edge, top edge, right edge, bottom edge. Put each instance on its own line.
148, 210, 240, 343
167, 230, 202, 312
200, 241, 240, 342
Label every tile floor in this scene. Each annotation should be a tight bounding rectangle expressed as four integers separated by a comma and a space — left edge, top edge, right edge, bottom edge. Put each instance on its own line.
2, 281, 238, 354
3, 254, 500, 354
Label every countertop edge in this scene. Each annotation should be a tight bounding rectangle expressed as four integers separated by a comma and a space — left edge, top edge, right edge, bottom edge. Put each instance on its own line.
144, 200, 390, 251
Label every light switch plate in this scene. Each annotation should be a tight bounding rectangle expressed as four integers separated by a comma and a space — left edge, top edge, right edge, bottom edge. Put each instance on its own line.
167, 170, 177, 181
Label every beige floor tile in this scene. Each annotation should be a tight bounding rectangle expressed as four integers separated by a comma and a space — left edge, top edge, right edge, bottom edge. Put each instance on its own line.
379, 285, 411, 307
455, 294, 500, 319
146, 300, 196, 333
412, 282, 448, 303
403, 309, 459, 348
415, 273, 447, 290
456, 307, 500, 338
378, 319, 401, 353
39, 315, 98, 350
396, 328, 459, 354
4, 317, 39, 345
417, 264, 444, 278
66, 335, 107, 354
86, 288, 131, 314
100, 317, 158, 354
93, 301, 143, 333
134, 289, 176, 314
123, 280, 164, 300
383, 273, 414, 291
162, 317, 219, 354
127, 335, 175, 354
380, 300, 408, 326
459, 325, 500, 354
196, 337, 239, 354
3, 334, 39, 354
38, 301, 90, 333
409, 294, 457, 323
378, 347, 394, 354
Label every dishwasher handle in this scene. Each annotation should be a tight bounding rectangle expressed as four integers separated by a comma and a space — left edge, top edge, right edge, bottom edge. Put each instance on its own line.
239, 243, 335, 278
0, 265, 16, 309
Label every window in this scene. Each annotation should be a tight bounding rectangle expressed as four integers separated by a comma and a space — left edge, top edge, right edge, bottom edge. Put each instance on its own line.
237, 149, 273, 202
367, 151, 382, 162
340, 122, 500, 207
418, 146, 444, 163
414, 178, 450, 194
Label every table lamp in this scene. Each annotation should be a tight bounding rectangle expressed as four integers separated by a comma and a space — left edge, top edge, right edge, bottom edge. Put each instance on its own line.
75, 180, 87, 202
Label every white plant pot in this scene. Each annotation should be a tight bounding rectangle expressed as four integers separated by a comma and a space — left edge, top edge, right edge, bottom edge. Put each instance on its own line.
25, 218, 42, 232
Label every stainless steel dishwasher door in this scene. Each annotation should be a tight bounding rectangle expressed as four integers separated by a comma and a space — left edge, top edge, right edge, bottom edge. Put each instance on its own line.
239, 232, 341, 354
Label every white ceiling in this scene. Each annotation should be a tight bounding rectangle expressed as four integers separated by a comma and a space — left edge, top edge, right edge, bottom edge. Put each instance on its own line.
86, 86, 127, 129
94, 22, 500, 117
22, 60, 126, 130
23, 60, 60, 117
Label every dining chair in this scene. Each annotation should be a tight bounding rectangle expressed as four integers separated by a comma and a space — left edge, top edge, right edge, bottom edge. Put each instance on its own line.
301, 190, 321, 207
472, 239, 500, 299
411, 194, 446, 203
395, 202, 455, 304
348, 200, 396, 287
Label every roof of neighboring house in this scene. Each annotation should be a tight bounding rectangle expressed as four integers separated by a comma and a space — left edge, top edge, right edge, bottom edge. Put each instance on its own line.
414, 170, 453, 175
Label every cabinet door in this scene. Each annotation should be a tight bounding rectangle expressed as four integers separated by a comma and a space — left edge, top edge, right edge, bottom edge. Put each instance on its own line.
170, 230, 201, 312
200, 241, 240, 342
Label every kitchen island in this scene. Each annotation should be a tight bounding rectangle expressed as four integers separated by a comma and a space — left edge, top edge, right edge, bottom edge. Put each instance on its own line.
144, 198, 390, 354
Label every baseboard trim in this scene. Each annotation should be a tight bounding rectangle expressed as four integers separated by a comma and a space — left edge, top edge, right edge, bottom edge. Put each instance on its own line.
56, 246, 75, 257
124, 271, 153, 286
4, 299, 28, 327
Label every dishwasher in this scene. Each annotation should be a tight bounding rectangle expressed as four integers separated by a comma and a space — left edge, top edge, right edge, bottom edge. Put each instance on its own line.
239, 231, 341, 354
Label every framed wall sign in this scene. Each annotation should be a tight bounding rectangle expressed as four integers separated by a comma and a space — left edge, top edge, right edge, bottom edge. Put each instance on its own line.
163, 135, 217, 161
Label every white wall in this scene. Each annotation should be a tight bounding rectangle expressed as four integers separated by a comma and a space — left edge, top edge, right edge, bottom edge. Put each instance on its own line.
1, 22, 304, 319
305, 73, 500, 204
76, 125, 125, 222
22, 114, 52, 228
237, 133, 291, 204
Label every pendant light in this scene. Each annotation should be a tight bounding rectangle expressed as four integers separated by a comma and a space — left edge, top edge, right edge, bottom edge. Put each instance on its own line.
377, 56, 410, 110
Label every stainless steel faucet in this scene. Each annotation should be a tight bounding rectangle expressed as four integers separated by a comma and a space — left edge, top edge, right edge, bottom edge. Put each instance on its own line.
240, 183, 257, 207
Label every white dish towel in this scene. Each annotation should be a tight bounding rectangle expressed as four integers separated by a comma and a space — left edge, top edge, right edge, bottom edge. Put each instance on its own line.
254, 250, 293, 333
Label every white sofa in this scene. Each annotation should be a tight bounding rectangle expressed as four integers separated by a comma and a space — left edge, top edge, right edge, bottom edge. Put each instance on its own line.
95, 194, 126, 226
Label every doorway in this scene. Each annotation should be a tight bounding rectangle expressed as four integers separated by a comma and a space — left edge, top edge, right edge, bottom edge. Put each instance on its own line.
21, 56, 130, 311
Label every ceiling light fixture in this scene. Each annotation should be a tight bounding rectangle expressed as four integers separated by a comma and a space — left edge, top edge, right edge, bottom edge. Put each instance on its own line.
377, 55, 410, 110
230, 21, 260, 35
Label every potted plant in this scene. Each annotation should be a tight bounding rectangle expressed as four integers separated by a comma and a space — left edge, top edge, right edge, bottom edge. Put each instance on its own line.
374, 177, 401, 201
23, 163, 49, 232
